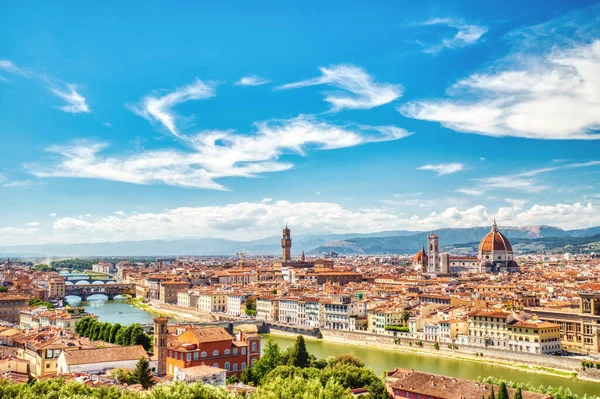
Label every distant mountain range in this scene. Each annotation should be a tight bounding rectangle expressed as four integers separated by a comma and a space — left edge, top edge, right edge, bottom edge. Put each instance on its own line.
1, 225, 600, 257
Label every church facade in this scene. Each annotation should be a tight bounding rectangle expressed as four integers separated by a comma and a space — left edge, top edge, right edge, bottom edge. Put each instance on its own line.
413, 221, 520, 275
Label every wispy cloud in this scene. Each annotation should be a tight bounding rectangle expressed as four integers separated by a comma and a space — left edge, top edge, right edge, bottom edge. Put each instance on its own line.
235, 75, 271, 86
26, 222, 40, 226
401, 11, 600, 140
279, 64, 403, 112
131, 79, 215, 139
3, 179, 35, 188
458, 160, 600, 195
1, 59, 90, 114
420, 18, 487, 54
27, 117, 411, 190
0, 59, 27, 77
417, 162, 465, 176
48, 84, 90, 113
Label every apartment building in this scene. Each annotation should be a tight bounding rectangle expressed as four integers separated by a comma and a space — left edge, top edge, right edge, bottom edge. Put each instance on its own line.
507, 320, 561, 354
528, 292, 600, 354
197, 292, 227, 313
256, 297, 279, 322
166, 327, 261, 378
226, 293, 247, 317
0, 294, 28, 324
466, 310, 514, 348
159, 281, 191, 304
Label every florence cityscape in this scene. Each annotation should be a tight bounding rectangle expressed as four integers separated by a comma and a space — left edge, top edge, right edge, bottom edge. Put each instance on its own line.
1, 1, 600, 398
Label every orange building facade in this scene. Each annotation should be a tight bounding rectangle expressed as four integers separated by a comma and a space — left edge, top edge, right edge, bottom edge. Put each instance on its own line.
165, 327, 260, 378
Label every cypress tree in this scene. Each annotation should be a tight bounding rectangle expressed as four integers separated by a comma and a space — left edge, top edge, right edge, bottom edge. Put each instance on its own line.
489, 387, 495, 399
133, 357, 154, 390
102, 322, 113, 342
287, 335, 310, 368
109, 323, 122, 343
497, 382, 509, 399
514, 387, 523, 399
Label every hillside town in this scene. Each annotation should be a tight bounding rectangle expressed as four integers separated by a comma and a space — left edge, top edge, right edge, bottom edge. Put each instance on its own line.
0, 223, 598, 398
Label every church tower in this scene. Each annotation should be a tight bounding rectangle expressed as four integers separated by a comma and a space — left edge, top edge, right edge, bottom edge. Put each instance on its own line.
427, 233, 440, 274
281, 224, 292, 262
153, 317, 168, 376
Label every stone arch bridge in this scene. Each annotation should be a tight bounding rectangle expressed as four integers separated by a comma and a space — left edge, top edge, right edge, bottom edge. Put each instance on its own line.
64, 283, 136, 300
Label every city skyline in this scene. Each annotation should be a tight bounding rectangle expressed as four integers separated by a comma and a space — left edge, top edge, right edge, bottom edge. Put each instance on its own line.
2, 0, 600, 245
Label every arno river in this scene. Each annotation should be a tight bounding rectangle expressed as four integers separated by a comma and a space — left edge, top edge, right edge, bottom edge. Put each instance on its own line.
73, 297, 599, 396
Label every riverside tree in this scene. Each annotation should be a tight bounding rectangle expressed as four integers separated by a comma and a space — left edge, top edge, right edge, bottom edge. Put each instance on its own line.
133, 357, 155, 390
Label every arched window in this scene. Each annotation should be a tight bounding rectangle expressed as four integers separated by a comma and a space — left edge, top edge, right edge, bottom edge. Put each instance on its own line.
201, 351, 207, 358
213, 363, 219, 368
224, 349, 230, 355
225, 362, 230, 371
213, 350, 219, 356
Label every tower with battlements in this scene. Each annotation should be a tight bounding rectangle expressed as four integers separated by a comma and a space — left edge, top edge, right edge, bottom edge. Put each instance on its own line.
281, 224, 292, 262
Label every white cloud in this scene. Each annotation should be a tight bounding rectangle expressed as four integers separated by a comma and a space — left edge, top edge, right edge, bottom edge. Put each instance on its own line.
400, 36, 600, 139
261, 198, 273, 203
417, 162, 465, 176
103, 122, 112, 127
458, 160, 600, 195
421, 18, 487, 54
279, 64, 403, 111
0, 60, 27, 77
48, 83, 90, 113
131, 79, 215, 138
235, 76, 271, 86
3, 200, 597, 245
3, 179, 34, 187
114, 211, 125, 216
49, 213, 57, 217
27, 117, 411, 190
26, 222, 40, 226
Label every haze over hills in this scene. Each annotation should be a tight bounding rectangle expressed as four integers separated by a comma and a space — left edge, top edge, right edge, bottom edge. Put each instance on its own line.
1, 225, 599, 257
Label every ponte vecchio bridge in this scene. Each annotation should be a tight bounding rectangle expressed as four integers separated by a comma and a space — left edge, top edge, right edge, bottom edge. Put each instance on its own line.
64, 283, 136, 300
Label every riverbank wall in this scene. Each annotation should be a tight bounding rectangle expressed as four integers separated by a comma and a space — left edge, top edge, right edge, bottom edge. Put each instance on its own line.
317, 329, 581, 372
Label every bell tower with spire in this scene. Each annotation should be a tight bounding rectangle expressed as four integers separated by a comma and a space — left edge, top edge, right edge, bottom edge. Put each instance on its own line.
281, 224, 292, 262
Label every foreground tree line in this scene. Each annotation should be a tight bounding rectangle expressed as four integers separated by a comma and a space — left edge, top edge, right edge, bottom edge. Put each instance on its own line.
75, 317, 152, 351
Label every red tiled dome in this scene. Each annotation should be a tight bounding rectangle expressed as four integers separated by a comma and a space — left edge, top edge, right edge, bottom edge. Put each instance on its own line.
478, 221, 512, 253
413, 248, 428, 264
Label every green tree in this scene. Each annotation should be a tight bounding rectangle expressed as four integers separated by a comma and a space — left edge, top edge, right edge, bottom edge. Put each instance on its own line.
244, 297, 257, 317
115, 326, 128, 345
286, 335, 310, 368
109, 322, 122, 343
433, 342, 440, 350
251, 338, 282, 384
254, 375, 353, 399
133, 357, 155, 390
102, 322, 113, 342
514, 387, 523, 399
489, 388, 495, 399
326, 354, 364, 369
497, 383, 509, 399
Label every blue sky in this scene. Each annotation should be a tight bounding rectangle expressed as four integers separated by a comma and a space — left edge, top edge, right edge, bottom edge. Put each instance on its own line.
1, 0, 600, 245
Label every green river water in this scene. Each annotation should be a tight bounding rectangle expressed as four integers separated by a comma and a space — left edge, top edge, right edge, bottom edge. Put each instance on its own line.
269, 334, 600, 397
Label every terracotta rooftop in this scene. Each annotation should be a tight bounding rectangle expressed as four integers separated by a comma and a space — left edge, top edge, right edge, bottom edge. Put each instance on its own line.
62, 345, 148, 365
386, 368, 551, 399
